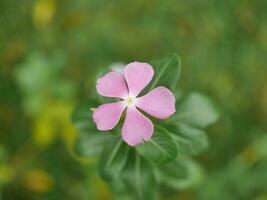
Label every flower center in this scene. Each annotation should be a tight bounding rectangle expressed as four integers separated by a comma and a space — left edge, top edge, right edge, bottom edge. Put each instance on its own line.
125, 96, 136, 106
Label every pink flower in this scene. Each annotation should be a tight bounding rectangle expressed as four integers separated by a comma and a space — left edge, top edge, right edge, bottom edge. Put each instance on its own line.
92, 62, 176, 146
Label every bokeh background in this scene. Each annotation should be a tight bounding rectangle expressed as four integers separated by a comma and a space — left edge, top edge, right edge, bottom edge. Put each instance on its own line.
1, 0, 267, 199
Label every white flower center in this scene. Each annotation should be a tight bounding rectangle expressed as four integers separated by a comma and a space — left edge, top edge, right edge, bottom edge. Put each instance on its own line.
125, 96, 136, 106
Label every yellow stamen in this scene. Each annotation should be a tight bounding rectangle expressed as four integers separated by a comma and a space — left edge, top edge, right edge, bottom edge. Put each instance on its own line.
125, 96, 135, 106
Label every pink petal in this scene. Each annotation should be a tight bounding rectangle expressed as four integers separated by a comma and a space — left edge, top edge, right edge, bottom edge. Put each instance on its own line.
93, 102, 127, 131
124, 62, 154, 97
122, 106, 154, 146
96, 72, 128, 98
136, 87, 176, 119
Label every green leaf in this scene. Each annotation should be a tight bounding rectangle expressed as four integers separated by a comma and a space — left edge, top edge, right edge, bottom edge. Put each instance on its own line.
121, 150, 158, 200
157, 157, 204, 190
75, 131, 113, 157
99, 139, 129, 180
72, 99, 99, 131
136, 129, 178, 164
175, 92, 219, 128
149, 54, 181, 91
72, 99, 112, 157
157, 123, 208, 156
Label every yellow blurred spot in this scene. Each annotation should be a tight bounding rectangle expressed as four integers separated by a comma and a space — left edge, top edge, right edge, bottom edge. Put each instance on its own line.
33, 116, 55, 147
91, 176, 112, 200
32, 0, 56, 27
237, 145, 258, 164
256, 192, 267, 200
0, 165, 14, 184
236, 135, 267, 165
210, 71, 234, 101
32, 101, 77, 148
22, 169, 54, 193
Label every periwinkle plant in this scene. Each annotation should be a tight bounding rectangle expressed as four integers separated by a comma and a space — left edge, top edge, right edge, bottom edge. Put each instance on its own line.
72, 54, 219, 200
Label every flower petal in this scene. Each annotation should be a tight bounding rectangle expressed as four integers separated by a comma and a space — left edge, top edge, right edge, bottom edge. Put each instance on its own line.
136, 87, 176, 119
93, 102, 127, 131
96, 72, 128, 98
124, 62, 154, 97
122, 106, 154, 146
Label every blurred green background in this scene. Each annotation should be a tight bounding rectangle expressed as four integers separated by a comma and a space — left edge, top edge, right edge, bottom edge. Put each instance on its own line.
0, 0, 267, 199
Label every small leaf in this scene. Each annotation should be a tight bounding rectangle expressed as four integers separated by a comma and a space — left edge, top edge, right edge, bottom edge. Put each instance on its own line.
149, 54, 181, 91
72, 99, 112, 157
157, 157, 204, 190
175, 92, 219, 128
121, 150, 158, 200
72, 99, 99, 131
75, 131, 113, 157
99, 139, 129, 180
136, 129, 178, 164
157, 123, 208, 156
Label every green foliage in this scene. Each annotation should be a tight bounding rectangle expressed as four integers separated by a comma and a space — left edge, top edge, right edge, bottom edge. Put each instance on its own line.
120, 150, 158, 200
198, 133, 267, 200
176, 92, 220, 128
99, 140, 129, 180
72, 99, 114, 157
156, 157, 203, 190
157, 123, 209, 156
72, 99, 98, 131
149, 54, 181, 91
99, 141, 158, 200
136, 129, 178, 164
